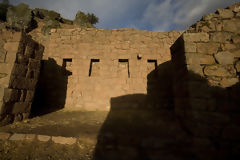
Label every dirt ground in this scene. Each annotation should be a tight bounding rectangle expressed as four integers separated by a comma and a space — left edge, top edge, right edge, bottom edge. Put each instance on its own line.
0, 109, 108, 160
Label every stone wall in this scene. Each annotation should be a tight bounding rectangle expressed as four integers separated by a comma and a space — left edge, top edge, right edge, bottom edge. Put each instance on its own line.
171, 2, 240, 158
0, 30, 43, 125
39, 28, 182, 111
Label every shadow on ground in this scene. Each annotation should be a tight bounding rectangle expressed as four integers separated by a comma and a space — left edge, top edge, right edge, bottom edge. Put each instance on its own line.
93, 61, 240, 160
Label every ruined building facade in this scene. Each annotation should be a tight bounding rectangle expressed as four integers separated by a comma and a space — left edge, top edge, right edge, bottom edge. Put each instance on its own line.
0, 2, 240, 158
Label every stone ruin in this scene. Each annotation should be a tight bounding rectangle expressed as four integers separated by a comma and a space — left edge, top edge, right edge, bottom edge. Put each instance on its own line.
0, 1, 240, 159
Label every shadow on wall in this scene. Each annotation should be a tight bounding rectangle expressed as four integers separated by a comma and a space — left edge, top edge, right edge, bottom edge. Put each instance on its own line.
30, 58, 71, 117
93, 61, 240, 160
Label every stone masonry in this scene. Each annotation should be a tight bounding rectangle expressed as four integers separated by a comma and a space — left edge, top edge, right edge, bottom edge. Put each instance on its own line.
0, 30, 43, 125
40, 28, 182, 111
170, 2, 240, 158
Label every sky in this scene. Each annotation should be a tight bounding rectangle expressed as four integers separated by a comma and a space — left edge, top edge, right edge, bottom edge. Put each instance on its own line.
6, 0, 240, 32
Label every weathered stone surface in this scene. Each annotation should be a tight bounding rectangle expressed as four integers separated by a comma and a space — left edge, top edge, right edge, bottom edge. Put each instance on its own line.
3, 88, 20, 102
227, 2, 240, 12
0, 132, 11, 140
0, 49, 7, 63
52, 136, 77, 145
232, 35, 240, 44
210, 32, 232, 43
25, 134, 36, 141
235, 61, 240, 72
184, 42, 196, 52
187, 64, 204, 76
223, 19, 240, 34
204, 65, 236, 77
37, 135, 51, 142
202, 13, 219, 21
9, 133, 25, 141
214, 51, 234, 64
11, 102, 31, 114
183, 33, 209, 42
220, 77, 239, 87
217, 9, 234, 18
185, 53, 215, 65
196, 43, 220, 54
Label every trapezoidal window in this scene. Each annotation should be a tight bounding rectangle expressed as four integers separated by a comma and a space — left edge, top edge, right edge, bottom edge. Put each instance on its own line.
118, 59, 130, 78
89, 59, 100, 77
62, 58, 72, 76
147, 59, 157, 73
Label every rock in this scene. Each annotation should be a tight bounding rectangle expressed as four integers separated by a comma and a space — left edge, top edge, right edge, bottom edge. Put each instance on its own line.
197, 43, 220, 54
214, 51, 234, 64
183, 33, 209, 42
37, 135, 51, 142
235, 61, 240, 72
223, 19, 240, 34
220, 77, 239, 87
52, 136, 77, 145
202, 13, 219, 21
41, 19, 60, 35
6, 3, 34, 32
217, 9, 234, 18
204, 65, 236, 77
9, 133, 25, 141
185, 53, 216, 65
210, 32, 233, 43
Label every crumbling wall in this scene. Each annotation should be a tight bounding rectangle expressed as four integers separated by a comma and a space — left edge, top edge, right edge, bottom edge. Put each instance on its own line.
42, 28, 182, 110
0, 29, 43, 125
171, 2, 240, 158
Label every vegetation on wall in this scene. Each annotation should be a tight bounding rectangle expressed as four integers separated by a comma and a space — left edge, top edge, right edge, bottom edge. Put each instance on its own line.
0, 0, 10, 21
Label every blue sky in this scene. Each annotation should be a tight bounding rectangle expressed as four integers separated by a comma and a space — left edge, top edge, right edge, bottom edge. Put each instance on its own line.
7, 0, 240, 32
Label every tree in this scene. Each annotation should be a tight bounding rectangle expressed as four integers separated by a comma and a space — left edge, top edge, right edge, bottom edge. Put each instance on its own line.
0, 0, 9, 21
87, 13, 99, 25
2, 0, 9, 5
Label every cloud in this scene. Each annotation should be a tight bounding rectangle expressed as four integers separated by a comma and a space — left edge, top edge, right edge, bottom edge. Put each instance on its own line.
9, 0, 240, 31
142, 0, 239, 32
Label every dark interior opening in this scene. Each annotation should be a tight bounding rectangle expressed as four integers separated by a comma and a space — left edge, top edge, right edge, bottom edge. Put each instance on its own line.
147, 59, 157, 70
62, 58, 72, 76
89, 59, 100, 77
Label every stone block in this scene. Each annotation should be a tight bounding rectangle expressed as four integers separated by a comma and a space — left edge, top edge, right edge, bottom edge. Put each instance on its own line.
232, 35, 240, 44
228, 2, 240, 12
25, 134, 36, 141
37, 135, 51, 142
11, 102, 31, 114
196, 43, 220, 54
183, 33, 209, 42
214, 51, 234, 64
220, 77, 239, 87
0, 49, 6, 63
235, 61, 240, 72
185, 53, 216, 65
52, 136, 77, 145
16, 54, 28, 65
231, 49, 240, 58
0, 132, 11, 140
217, 9, 234, 18
204, 65, 236, 77
28, 58, 41, 70
184, 42, 196, 52
202, 13, 219, 21
3, 42, 19, 52
0, 87, 4, 99
25, 90, 34, 102
223, 19, 240, 34
9, 133, 25, 141
210, 32, 233, 43
0, 73, 7, 79
12, 64, 28, 77
3, 88, 20, 102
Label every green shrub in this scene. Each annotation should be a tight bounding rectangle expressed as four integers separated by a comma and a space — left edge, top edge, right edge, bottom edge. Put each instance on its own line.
0, 3, 9, 21
87, 13, 99, 25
